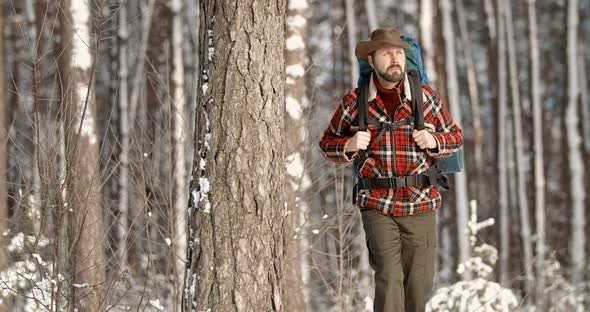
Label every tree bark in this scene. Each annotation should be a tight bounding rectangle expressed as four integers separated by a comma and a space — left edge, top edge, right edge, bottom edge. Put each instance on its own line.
440, 0, 471, 280
285, 0, 311, 311
57, 0, 106, 309
0, 2, 8, 311
503, 0, 534, 298
566, 0, 586, 289
117, 0, 130, 276
183, 1, 287, 311
169, 0, 187, 310
527, 0, 546, 308
455, 0, 482, 198
345, 0, 358, 87
496, 0, 510, 287
365, 0, 378, 31
420, 0, 437, 86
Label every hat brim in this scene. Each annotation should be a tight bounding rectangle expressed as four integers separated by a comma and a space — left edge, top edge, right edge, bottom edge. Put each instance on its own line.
355, 40, 411, 61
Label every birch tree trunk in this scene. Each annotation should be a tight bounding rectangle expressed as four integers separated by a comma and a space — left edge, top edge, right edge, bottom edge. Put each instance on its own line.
285, 0, 311, 310
496, 0, 510, 286
0, 3, 8, 311
57, 0, 106, 309
566, 0, 586, 289
169, 0, 187, 310
440, 0, 471, 280
345, 0, 358, 86
129, 0, 156, 123
117, 0, 130, 275
183, 1, 287, 311
24, 0, 44, 239
503, 0, 534, 298
420, 0, 437, 86
455, 0, 482, 195
580, 45, 589, 154
527, 0, 546, 308
365, 0, 378, 31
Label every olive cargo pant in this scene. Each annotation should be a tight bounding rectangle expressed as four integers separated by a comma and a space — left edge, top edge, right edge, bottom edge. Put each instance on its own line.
360, 208, 437, 312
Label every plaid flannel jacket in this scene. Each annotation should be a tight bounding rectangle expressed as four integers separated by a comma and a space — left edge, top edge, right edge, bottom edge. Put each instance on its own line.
319, 73, 463, 216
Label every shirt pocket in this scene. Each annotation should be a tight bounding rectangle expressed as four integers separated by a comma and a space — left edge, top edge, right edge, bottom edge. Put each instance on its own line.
358, 156, 383, 178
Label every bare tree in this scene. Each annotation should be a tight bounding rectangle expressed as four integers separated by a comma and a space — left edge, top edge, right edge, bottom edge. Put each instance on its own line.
285, 0, 311, 310
503, 0, 534, 298
365, 0, 378, 31
527, 0, 546, 308
116, 0, 130, 276
57, 0, 106, 309
0, 3, 8, 311
566, 0, 586, 290
496, 0, 510, 287
420, 0, 437, 86
455, 0, 482, 195
167, 0, 187, 310
440, 0, 471, 280
345, 0, 358, 86
183, 1, 287, 311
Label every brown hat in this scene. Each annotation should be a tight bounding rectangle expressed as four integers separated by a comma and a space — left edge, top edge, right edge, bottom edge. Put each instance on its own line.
355, 28, 410, 61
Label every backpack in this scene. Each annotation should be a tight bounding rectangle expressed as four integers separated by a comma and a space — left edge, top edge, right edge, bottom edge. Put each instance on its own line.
351, 35, 464, 205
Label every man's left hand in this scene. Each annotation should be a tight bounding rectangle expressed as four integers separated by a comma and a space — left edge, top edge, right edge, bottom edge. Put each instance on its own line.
412, 129, 437, 150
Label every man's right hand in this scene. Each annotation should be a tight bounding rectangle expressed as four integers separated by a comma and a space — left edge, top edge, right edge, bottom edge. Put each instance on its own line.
345, 130, 371, 152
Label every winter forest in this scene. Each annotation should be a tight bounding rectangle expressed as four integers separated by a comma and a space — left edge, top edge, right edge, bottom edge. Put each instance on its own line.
0, 0, 588, 311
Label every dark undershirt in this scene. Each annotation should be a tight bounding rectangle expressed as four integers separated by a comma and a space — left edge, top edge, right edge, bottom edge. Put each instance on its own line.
373, 73, 404, 119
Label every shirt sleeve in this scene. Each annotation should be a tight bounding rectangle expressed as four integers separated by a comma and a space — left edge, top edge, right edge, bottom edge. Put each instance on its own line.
319, 94, 360, 164
423, 87, 463, 160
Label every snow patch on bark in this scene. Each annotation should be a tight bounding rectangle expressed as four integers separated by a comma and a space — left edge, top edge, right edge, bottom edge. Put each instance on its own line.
207, 29, 215, 62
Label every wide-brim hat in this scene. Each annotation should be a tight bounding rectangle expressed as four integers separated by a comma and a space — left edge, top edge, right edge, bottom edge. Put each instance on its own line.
355, 28, 411, 61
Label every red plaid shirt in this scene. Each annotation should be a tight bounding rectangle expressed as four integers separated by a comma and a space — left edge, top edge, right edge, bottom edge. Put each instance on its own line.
319, 74, 463, 216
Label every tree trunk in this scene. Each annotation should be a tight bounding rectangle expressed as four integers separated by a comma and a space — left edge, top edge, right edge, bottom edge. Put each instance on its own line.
440, 0, 471, 280
496, 0, 510, 286
183, 1, 287, 311
503, 0, 534, 298
455, 0, 483, 198
24, 0, 44, 239
57, 0, 106, 309
285, 0, 311, 311
580, 40, 590, 154
566, 0, 586, 289
169, 0, 187, 310
365, 0, 378, 31
117, 0, 130, 276
345, 0, 358, 86
527, 0, 546, 308
0, 2, 8, 311
420, 0, 437, 86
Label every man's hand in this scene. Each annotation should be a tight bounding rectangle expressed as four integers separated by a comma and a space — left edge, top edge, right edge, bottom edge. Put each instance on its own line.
345, 130, 371, 152
412, 129, 437, 150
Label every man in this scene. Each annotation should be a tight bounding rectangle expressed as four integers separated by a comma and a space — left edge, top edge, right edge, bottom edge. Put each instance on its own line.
318, 28, 463, 312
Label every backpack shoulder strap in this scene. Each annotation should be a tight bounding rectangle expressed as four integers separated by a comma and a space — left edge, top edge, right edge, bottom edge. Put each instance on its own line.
352, 76, 371, 205
358, 76, 370, 131
407, 70, 424, 130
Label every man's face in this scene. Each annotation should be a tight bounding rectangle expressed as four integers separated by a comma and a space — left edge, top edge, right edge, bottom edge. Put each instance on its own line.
368, 46, 406, 83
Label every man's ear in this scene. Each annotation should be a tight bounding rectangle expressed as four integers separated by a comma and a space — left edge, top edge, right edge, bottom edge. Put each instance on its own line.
367, 54, 374, 69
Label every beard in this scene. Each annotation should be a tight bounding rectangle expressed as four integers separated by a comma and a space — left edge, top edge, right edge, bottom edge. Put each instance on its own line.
376, 64, 405, 83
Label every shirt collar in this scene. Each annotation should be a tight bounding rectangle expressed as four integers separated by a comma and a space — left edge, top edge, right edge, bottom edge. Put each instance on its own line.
368, 72, 412, 102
